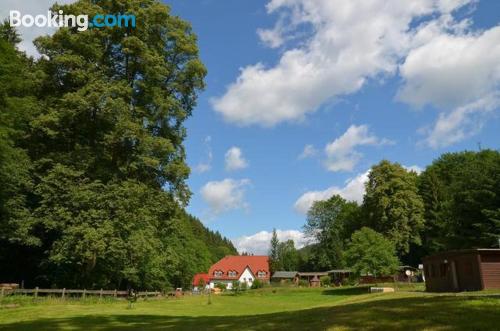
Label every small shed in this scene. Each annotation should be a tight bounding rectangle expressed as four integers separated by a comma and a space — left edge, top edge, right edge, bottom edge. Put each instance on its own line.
271, 271, 298, 284
422, 249, 500, 292
310, 275, 320, 287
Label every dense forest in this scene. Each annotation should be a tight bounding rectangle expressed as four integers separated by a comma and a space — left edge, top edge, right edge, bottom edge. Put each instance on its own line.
0, 0, 236, 290
269, 150, 500, 276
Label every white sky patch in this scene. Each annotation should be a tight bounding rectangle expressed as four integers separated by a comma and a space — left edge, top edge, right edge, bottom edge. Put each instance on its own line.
194, 136, 213, 173
294, 170, 369, 214
211, 0, 474, 127
232, 229, 310, 255
225, 147, 249, 171
298, 144, 318, 159
399, 25, 500, 148
0, 0, 75, 57
324, 125, 393, 172
200, 178, 250, 216
294, 163, 425, 214
404, 165, 424, 174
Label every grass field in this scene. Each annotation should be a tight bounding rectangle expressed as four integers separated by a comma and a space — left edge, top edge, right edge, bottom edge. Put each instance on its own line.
1, 285, 499, 330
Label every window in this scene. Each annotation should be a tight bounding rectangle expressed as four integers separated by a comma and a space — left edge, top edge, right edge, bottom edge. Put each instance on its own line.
228, 271, 237, 277
257, 271, 267, 278
213, 270, 223, 277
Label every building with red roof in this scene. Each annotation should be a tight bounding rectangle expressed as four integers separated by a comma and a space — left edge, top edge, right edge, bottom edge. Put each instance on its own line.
192, 273, 210, 287
193, 255, 270, 289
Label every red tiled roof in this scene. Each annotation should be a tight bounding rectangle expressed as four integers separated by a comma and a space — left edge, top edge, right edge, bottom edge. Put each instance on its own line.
192, 273, 210, 286
208, 255, 270, 281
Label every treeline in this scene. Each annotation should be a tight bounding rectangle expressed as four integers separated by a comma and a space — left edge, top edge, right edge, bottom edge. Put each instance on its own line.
270, 151, 500, 275
0, 0, 236, 290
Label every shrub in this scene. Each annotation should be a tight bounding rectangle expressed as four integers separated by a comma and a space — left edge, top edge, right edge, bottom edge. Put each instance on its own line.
215, 282, 227, 291
251, 279, 264, 289
320, 275, 331, 286
298, 279, 309, 287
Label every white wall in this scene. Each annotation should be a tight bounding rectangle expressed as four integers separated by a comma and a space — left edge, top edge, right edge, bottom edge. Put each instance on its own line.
238, 267, 255, 287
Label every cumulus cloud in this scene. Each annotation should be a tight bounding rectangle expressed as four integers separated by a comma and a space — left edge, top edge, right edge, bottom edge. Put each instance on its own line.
404, 165, 424, 174
200, 178, 250, 216
294, 170, 369, 214
399, 26, 500, 147
232, 229, 310, 255
211, 0, 473, 127
0, 0, 75, 57
193, 136, 213, 173
298, 144, 318, 159
324, 125, 393, 172
225, 147, 249, 171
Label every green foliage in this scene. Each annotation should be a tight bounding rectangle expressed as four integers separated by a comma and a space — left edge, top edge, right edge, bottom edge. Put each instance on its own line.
345, 227, 399, 277
304, 195, 360, 270
319, 276, 331, 286
418, 150, 500, 255
251, 279, 264, 289
215, 282, 227, 291
269, 228, 281, 273
0, 1, 235, 291
298, 279, 309, 287
362, 161, 425, 255
269, 230, 300, 272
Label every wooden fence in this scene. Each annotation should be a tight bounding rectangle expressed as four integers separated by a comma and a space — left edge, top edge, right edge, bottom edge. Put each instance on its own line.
0, 287, 162, 299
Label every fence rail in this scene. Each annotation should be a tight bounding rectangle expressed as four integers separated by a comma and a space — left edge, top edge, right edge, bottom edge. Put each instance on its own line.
1, 287, 162, 298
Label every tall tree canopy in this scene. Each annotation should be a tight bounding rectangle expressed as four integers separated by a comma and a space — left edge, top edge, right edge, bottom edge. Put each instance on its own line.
0, 1, 238, 290
345, 227, 399, 277
362, 160, 425, 255
419, 150, 500, 254
304, 195, 360, 270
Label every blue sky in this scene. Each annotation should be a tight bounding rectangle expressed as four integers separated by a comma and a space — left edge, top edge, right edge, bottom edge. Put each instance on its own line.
2, 0, 499, 254
167, 0, 500, 253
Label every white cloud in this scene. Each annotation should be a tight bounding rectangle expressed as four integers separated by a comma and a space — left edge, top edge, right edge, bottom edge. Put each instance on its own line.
324, 125, 393, 172
194, 136, 213, 173
422, 94, 499, 148
211, 0, 472, 127
399, 26, 500, 147
294, 170, 369, 214
298, 144, 317, 159
232, 229, 310, 255
0, 0, 76, 57
225, 147, 249, 171
404, 165, 424, 174
200, 178, 250, 216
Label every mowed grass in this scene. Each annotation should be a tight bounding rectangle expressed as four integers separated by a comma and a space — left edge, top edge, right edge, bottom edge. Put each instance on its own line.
1, 286, 499, 330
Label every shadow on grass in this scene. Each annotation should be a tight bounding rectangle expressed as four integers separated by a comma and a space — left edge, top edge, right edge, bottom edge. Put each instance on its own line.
1, 295, 499, 331
321, 286, 370, 296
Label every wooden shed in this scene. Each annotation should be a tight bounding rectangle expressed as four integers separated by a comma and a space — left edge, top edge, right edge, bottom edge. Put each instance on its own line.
422, 249, 500, 292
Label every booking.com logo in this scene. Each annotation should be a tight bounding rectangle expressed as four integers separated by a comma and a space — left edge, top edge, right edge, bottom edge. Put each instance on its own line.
9, 10, 136, 31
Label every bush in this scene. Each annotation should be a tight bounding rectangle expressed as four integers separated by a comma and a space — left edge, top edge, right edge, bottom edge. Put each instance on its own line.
215, 282, 227, 291
320, 275, 331, 286
251, 279, 264, 289
298, 279, 309, 287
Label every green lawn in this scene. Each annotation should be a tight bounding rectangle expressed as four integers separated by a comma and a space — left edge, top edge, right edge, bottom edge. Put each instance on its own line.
1, 286, 499, 330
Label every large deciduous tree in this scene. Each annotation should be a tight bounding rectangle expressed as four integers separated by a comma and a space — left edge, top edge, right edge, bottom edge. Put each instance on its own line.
345, 227, 399, 278
304, 195, 360, 270
362, 161, 425, 255
419, 150, 500, 253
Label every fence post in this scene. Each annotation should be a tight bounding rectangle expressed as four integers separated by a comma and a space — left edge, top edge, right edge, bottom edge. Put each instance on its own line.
82, 289, 86, 300
34, 287, 39, 298
100, 288, 103, 299
114, 289, 117, 298
62, 288, 66, 299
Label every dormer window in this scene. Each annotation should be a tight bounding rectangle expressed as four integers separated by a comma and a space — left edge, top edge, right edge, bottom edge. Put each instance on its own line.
228, 270, 237, 277
257, 271, 267, 278
213, 270, 223, 277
